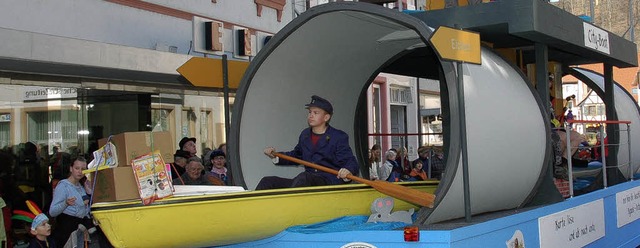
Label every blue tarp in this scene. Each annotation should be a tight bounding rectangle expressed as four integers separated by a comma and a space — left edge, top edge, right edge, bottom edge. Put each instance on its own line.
286, 215, 412, 234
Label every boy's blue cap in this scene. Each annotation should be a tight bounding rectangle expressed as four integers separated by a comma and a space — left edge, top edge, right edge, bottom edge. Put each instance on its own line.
305, 95, 333, 115
31, 213, 48, 230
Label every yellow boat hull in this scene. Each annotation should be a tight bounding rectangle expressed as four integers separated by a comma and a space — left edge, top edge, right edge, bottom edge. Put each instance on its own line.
91, 181, 437, 247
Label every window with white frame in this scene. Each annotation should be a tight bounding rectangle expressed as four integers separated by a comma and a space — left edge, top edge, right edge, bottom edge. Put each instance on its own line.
0, 116, 9, 149
181, 109, 197, 138
390, 87, 412, 104
200, 110, 213, 149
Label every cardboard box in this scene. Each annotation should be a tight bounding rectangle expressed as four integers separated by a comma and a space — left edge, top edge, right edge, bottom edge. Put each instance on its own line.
92, 167, 139, 203
98, 131, 174, 166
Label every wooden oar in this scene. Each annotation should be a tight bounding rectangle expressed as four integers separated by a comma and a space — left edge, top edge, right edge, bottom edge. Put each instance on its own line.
274, 153, 435, 208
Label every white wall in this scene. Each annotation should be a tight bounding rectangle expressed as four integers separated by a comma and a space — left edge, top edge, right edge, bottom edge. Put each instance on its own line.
0, 0, 294, 153
0, 0, 290, 55
383, 74, 420, 160
151, 0, 292, 32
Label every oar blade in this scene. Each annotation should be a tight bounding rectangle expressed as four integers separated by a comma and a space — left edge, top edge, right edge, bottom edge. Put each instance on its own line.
368, 180, 435, 208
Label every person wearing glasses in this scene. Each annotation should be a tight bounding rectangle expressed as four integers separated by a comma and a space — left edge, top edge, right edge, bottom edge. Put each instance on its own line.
207, 149, 230, 185
172, 157, 212, 185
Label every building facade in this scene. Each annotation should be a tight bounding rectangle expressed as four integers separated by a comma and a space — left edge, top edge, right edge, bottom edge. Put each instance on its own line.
0, 0, 293, 156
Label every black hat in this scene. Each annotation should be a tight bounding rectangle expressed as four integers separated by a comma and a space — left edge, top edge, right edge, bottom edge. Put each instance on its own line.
174, 150, 191, 159
209, 149, 225, 160
305, 95, 333, 115
179, 137, 196, 150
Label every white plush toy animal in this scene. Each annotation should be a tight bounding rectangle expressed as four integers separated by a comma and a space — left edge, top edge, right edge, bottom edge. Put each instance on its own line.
367, 197, 414, 224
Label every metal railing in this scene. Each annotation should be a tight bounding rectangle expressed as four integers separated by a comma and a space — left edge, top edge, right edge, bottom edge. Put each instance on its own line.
565, 119, 632, 197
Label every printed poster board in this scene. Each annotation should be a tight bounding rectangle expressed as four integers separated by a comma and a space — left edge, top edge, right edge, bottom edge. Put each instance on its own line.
131, 151, 174, 205
86, 141, 118, 172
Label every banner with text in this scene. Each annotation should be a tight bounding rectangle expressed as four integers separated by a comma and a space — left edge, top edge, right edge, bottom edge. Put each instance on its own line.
22, 86, 77, 101
616, 185, 640, 228
538, 199, 605, 248
583, 22, 610, 55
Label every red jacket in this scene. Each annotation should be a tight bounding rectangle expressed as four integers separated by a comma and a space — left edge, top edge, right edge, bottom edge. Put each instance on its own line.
594, 137, 609, 160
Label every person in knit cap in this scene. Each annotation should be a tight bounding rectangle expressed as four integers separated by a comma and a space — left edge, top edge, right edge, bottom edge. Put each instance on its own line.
28, 213, 56, 248
207, 149, 229, 185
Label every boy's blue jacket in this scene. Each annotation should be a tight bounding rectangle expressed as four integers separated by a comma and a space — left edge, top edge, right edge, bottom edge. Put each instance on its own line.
278, 125, 359, 184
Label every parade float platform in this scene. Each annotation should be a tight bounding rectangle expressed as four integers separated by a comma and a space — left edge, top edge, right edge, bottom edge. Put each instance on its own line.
225, 180, 640, 248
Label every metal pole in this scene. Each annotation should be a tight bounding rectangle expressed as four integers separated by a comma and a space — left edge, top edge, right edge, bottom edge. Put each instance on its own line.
457, 60, 472, 222
590, 0, 595, 23
222, 54, 231, 146
427, 148, 432, 179
630, 0, 635, 42
400, 136, 406, 170
567, 125, 574, 197
627, 124, 633, 180
417, 78, 423, 147
600, 125, 607, 188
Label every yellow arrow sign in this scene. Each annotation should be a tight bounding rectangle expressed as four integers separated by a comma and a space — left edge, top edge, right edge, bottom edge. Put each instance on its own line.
429, 26, 481, 64
177, 57, 249, 88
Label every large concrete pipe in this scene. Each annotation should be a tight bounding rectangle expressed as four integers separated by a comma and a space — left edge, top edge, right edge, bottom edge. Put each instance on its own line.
229, 2, 549, 224
569, 67, 640, 179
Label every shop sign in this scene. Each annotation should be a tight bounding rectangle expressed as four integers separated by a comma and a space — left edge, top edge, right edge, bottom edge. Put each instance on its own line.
583, 22, 610, 54
0, 114, 10, 122
22, 86, 77, 101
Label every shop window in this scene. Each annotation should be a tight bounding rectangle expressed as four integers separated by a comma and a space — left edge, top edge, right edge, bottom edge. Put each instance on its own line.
27, 110, 78, 154
0, 83, 231, 160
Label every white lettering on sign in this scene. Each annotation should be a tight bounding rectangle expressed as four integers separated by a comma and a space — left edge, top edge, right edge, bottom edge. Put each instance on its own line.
450, 39, 471, 51
616, 185, 640, 228
583, 22, 610, 54
539, 199, 605, 248
22, 86, 77, 101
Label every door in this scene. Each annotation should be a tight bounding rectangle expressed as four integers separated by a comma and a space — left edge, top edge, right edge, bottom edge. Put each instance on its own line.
390, 105, 407, 150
